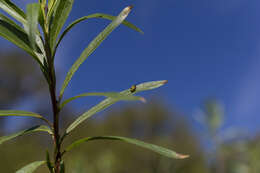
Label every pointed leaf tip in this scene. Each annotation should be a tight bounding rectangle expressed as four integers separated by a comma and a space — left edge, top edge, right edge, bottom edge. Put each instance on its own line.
128, 5, 134, 10
177, 154, 190, 159
139, 97, 146, 103
162, 80, 168, 84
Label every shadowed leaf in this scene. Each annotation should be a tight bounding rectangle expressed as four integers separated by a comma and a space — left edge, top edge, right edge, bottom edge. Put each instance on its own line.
0, 125, 52, 145
16, 161, 45, 173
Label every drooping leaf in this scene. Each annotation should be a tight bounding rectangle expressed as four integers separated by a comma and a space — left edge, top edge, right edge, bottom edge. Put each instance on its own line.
66, 80, 167, 134
0, 125, 52, 145
65, 136, 189, 159
49, 0, 74, 50
26, 3, 40, 50
16, 161, 45, 173
0, 110, 52, 126
60, 92, 145, 109
0, 0, 27, 24
59, 6, 133, 99
54, 13, 143, 54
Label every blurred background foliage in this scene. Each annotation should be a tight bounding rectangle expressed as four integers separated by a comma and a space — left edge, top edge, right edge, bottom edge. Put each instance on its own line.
0, 51, 260, 173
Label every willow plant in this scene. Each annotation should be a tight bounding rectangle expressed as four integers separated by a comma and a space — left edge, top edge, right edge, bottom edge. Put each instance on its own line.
0, 0, 189, 172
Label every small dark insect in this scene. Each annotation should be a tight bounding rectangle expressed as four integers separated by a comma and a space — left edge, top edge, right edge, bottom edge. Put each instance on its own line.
130, 85, 136, 93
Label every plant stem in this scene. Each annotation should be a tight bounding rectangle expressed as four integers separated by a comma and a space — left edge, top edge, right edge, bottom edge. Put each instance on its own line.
44, 33, 62, 173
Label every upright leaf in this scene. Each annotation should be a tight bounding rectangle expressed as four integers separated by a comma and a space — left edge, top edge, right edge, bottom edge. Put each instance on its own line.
16, 161, 45, 173
46, 150, 54, 173
0, 14, 44, 65
54, 13, 143, 54
66, 80, 167, 134
0, 125, 52, 145
26, 3, 40, 50
59, 6, 133, 99
65, 136, 189, 159
49, 0, 74, 50
0, 0, 27, 24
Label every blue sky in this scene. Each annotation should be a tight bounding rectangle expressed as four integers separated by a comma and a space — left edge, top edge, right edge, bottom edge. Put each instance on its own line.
1, 0, 260, 135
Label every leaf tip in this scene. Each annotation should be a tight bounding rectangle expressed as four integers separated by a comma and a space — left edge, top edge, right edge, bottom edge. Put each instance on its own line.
177, 154, 190, 159
139, 97, 146, 103
128, 5, 134, 10
122, 6, 133, 16
162, 80, 168, 85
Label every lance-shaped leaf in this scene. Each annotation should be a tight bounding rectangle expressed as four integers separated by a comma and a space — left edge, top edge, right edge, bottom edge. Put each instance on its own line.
46, 150, 54, 173
16, 161, 45, 173
59, 6, 133, 100
65, 136, 189, 159
66, 80, 167, 134
0, 14, 45, 68
0, 125, 52, 145
49, 0, 74, 50
26, 3, 40, 50
60, 92, 146, 109
54, 13, 143, 55
0, 0, 27, 24
0, 110, 52, 126
0, 14, 33, 56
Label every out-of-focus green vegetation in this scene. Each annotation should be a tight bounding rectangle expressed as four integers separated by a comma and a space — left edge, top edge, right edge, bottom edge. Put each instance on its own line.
1, 51, 260, 173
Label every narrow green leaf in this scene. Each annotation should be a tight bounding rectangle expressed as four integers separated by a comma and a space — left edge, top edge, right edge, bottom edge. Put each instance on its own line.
0, 110, 52, 126
0, 0, 27, 24
46, 150, 54, 173
0, 14, 45, 67
59, 6, 133, 99
49, 0, 74, 50
0, 14, 34, 57
54, 13, 143, 55
0, 125, 52, 145
66, 80, 167, 134
26, 3, 40, 50
60, 160, 65, 173
65, 136, 189, 159
61, 92, 145, 109
16, 161, 45, 173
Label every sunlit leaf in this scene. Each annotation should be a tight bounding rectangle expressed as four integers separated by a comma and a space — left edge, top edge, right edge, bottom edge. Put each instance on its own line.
60, 92, 145, 109
26, 3, 40, 50
0, 125, 52, 145
66, 80, 167, 134
54, 13, 143, 54
59, 6, 133, 99
0, 0, 27, 24
16, 161, 45, 173
65, 136, 189, 159
0, 14, 45, 68
49, 0, 74, 50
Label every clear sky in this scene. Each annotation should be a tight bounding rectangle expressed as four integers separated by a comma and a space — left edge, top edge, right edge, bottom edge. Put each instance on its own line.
1, 0, 260, 135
